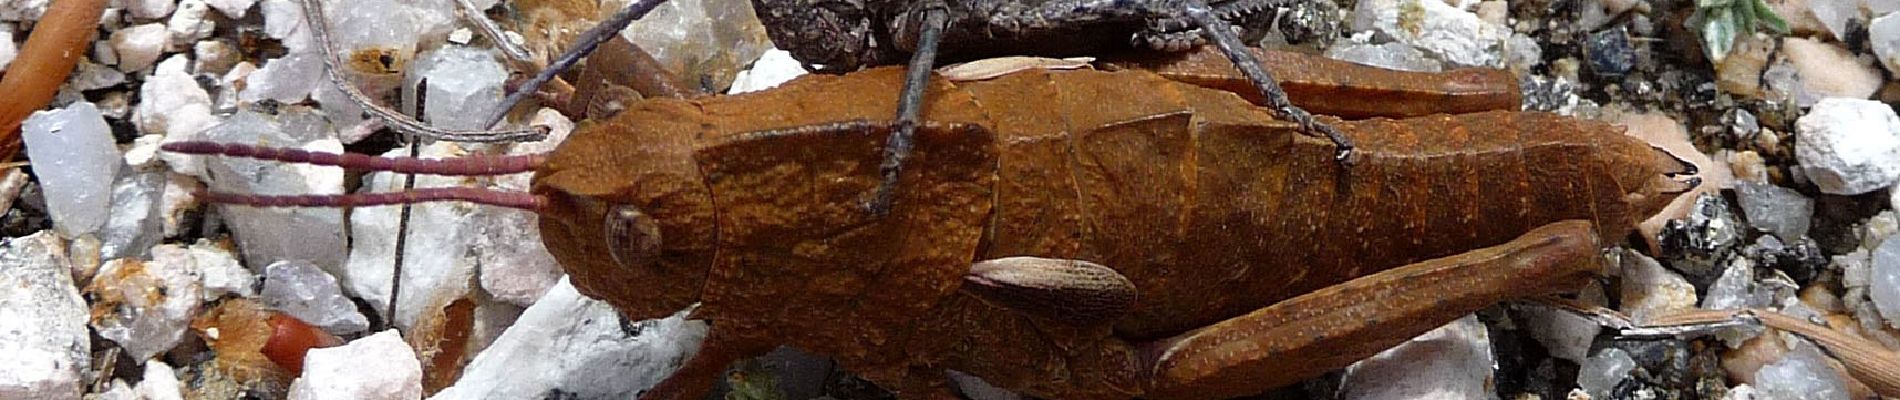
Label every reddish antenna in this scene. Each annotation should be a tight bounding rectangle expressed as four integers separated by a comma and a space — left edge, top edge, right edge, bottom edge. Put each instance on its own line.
165, 141, 548, 211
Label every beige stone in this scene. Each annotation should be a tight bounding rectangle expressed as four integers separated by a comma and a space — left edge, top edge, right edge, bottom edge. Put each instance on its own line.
1783, 37, 1881, 105
1717, 35, 1778, 99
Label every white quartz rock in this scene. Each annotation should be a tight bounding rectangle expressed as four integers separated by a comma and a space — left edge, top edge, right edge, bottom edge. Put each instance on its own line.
1338, 314, 1495, 400
99, 168, 167, 261
1351, 0, 1508, 67
0, 232, 89, 400
1755, 337, 1850, 400
415, 47, 506, 131
166, 0, 214, 44
728, 49, 808, 94
144, 56, 218, 177
23, 102, 120, 238
110, 23, 170, 72
289, 330, 423, 400
1620, 249, 1699, 322
263, 260, 369, 334
159, 240, 255, 301
1578, 348, 1638, 399
88, 252, 206, 362
1795, 98, 1900, 195
0, 0, 47, 20
344, 142, 479, 328
199, 109, 348, 276
138, 361, 183, 400
0, 30, 17, 71
125, 0, 177, 20
1871, 236, 1900, 327
476, 110, 574, 306
428, 278, 708, 400
205, 0, 254, 16
1873, 13, 1900, 76
239, 52, 322, 104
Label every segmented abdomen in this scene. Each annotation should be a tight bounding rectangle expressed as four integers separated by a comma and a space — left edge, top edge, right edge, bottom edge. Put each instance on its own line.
958, 69, 1667, 338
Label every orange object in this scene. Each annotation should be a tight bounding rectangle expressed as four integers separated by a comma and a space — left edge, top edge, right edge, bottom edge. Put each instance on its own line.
261, 313, 345, 375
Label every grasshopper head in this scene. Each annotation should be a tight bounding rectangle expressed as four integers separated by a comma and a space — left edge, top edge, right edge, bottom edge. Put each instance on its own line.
532, 115, 719, 322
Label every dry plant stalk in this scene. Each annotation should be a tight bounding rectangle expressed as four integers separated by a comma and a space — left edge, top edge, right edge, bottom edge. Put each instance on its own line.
0, 0, 107, 161
1644, 308, 1900, 397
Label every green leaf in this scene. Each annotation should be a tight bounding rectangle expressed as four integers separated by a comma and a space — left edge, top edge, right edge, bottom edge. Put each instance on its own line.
1702, 6, 1738, 62
1735, 0, 1758, 33
1751, 0, 1791, 33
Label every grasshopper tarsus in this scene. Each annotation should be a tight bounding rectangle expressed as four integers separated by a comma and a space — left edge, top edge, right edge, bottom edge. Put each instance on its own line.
1180, 0, 1355, 163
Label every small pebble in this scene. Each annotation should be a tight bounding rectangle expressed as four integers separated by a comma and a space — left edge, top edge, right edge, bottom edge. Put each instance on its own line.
1659, 193, 1743, 279
143, 56, 217, 175
109, 23, 170, 72
138, 361, 182, 400
949, 370, 1022, 400
240, 52, 322, 104
288, 330, 422, 400
0, 0, 47, 21
0, 30, 15, 71
1325, 38, 1445, 72
1584, 27, 1634, 77
197, 109, 348, 280
1577, 347, 1637, 400
415, 47, 507, 131
204, 0, 256, 17
1753, 337, 1849, 400
126, 0, 177, 20
87, 256, 205, 362
98, 168, 166, 261
1794, 98, 1900, 195
166, 0, 214, 44
1872, 13, 1900, 76
1871, 235, 1900, 326
1781, 38, 1881, 106
1805, 0, 1864, 43
262, 260, 369, 335
0, 232, 88, 400
1350, 0, 1509, 67
1729, 151, 1769, 184
428, 279, 707, 400
1338, 315, 1495, 400
22, 102, 120, 238
1620, 249, 1699, 322
728, 49, 810, 94
1733, 182, 1814, 240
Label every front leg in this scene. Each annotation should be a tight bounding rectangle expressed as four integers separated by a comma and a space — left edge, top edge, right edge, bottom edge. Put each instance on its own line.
1142, 220, 1605, 400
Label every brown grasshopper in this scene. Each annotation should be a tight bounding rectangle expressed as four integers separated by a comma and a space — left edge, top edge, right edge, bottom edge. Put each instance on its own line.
165, 50, 1699, 399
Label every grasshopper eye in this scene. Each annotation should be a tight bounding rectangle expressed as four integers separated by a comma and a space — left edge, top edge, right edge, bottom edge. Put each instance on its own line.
605, 205, 663, 268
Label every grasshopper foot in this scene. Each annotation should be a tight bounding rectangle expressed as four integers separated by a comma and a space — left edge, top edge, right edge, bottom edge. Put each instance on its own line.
1177, 0, 1356, 165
